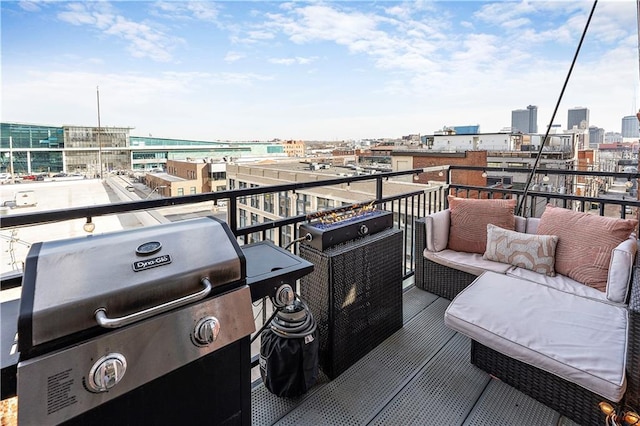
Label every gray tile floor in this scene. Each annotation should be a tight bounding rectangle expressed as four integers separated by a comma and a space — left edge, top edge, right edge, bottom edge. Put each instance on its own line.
252, 287, 581, 426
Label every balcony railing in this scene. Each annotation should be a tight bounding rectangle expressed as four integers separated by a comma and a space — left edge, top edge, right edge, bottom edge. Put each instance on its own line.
2, 165, 639, 290
2, 164, 640, 424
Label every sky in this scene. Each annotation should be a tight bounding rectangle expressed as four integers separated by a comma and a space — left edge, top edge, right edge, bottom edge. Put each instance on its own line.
1, 1, 639, 142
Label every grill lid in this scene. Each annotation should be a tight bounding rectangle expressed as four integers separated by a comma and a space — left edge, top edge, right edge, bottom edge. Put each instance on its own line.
18, 216, 245, 356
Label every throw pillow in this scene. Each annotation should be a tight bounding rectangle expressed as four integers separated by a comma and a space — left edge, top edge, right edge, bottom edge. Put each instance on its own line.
484, 224, 558, 276
447, 196, 516, 254
537, 204, 638, 291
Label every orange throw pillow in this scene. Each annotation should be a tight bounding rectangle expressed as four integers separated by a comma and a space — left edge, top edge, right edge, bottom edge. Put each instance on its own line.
536, 205, 638, 291
447, 196, 516, 254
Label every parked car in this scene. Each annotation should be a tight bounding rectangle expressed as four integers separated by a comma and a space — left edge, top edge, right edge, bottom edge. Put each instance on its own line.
52, 173, 67, 178
22, 174, 45, 181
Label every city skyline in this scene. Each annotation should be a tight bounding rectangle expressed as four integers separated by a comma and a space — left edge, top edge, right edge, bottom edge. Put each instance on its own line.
2, 1, 638, 141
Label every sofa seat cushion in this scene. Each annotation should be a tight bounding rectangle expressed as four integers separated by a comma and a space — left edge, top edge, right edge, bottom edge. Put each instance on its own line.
506, 267, 610, 303
444, 271, 628, 402
424, 249, 514, 276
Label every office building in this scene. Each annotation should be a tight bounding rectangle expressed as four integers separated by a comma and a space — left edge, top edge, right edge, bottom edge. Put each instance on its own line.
225, 160, 429, 246
451, 125, 480, 135
622, 115, 640, 138
588, 126, 605, 147
567, 107, 589, 130
511, 105, 537, 134
0, 122, 285, 175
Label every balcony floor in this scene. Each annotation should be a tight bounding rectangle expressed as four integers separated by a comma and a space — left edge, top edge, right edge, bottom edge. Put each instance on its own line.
252, 287, 582, 426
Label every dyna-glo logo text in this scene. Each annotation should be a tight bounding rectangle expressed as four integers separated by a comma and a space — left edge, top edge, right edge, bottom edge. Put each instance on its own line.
133, 255, 172, 272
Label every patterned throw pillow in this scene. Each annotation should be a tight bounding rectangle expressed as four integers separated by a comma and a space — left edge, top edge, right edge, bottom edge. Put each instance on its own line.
484, 224, 559, 276
447, 196, 516, 254
537, 205, 638, 291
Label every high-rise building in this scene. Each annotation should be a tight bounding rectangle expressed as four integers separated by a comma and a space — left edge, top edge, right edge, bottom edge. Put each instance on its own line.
621, 115, 640, 138
567, 107, 589, 130
588, 126, 604, 148
511, 105, 537, 134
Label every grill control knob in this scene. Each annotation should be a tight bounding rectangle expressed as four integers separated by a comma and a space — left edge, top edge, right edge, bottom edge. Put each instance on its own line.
194, 316, 220, 346
87, 353, 127, 393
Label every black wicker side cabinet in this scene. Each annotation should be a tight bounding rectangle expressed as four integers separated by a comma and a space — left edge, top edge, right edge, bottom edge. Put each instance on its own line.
299, 228, 403, 380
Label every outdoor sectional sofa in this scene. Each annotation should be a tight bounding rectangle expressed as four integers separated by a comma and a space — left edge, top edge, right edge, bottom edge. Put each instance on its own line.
414, 197, 640, 426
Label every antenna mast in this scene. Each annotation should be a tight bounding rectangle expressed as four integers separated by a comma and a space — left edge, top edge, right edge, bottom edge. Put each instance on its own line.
97, 86, 103, 179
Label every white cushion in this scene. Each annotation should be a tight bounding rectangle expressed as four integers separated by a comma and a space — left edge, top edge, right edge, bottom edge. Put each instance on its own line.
526, 217, 540, 234
424, 249, 513, 276
514, 216, 527, 233
424, 209, 450, 252
607, 238, 638, 304
444, 272, 628, 402
484, 224, 558, 276
506, 267, 609, 303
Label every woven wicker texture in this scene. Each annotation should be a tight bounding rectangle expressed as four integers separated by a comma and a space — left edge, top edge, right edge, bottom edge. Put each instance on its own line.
299, 228, 403, 379
625, 246, 640, 413
415, 218, 477, 300
471, 341, 610, 426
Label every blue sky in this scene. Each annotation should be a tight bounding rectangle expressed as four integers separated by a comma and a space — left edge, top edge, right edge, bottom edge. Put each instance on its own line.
1, 1, 638, 141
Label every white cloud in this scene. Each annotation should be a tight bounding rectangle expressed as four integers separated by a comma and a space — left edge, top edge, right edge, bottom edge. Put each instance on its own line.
269, 56, 316, 66
18, 1, 41, 12
224, 51, 245, 63
57, 2, 182, 63
152, 1, 221, 22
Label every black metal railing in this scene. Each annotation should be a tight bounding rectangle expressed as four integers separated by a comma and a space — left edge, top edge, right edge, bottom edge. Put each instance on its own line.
2, 163, 639, 384
2, 165, 639, 290
0, 168, 447, 288
447, 165, 640, 219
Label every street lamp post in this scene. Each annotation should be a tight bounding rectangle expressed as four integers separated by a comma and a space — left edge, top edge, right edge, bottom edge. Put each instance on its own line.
145, 185, 167, 199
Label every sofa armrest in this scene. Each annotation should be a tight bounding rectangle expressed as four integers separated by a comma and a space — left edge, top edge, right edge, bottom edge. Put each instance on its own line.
607, 238, 638, 303
424, 209, 450, 252
625, 242, 640, 410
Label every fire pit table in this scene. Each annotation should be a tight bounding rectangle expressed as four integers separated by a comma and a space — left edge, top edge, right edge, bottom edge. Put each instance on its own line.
297, 208, 403, 379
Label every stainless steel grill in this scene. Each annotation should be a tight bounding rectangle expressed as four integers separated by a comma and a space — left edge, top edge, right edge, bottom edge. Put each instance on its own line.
15, 217, 255, 425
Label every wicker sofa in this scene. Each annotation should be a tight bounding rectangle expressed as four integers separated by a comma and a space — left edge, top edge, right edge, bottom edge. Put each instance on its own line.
414, 211, 640, 426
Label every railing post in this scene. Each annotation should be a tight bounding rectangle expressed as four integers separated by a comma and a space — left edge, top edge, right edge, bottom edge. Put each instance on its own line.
376, 176, 383, 202
229, 197, 238, 234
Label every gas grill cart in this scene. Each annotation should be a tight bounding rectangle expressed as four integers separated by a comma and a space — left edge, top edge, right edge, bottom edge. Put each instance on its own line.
3, 216, 314, 426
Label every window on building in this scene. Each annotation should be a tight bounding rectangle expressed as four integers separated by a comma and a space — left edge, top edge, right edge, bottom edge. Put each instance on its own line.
177, 188, 184, 196
239, 182, 247, 204
239, 209, 247, 227
281, 225, 293, 248
317, 197, 334, 211
296, 194, 310, 215
263, 219, 275, 243
228, 179, 235, 190
279, 191, 290, 217
264, 193, 274, 213
250, 184, 259, 208
190, 187, 196, 194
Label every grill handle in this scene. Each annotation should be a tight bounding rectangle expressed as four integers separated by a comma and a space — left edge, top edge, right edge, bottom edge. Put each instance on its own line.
94, 277, 213, 329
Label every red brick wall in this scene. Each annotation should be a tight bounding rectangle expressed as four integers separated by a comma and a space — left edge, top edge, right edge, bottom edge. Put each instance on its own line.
410, 151, 487, 186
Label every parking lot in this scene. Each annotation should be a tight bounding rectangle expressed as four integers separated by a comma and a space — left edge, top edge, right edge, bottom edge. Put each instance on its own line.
0, 179, 139, 275
0, 177, 227, 276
